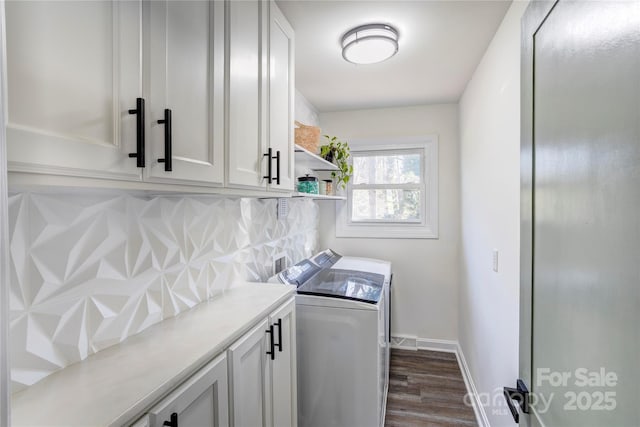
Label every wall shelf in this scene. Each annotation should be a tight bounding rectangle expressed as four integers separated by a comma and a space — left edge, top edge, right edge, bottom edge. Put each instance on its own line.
294, 145, 338, 171
293, 192, 346, 201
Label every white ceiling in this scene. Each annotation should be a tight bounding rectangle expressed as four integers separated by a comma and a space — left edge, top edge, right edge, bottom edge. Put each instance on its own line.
276, 0, 511, 112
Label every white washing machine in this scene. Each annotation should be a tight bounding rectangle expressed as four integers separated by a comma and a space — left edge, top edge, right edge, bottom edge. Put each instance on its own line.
269, 250, 391, 427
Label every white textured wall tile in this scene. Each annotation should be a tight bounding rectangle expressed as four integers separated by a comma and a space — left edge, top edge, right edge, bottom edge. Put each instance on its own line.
8, 194, 317, 392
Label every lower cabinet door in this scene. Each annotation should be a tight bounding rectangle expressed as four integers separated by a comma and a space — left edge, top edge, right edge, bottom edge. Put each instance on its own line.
228, 318, 271, 427
270, 298, 297, 427
148, 353, 229, 427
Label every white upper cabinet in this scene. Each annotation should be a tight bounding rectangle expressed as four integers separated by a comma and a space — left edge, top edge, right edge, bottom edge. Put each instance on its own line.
226, 0, 268, 189
5, 0, 294, 195
268, 2, 295, 192
145, 0, 225, 186
227, 0, 295, 192
5, 0, 143, 181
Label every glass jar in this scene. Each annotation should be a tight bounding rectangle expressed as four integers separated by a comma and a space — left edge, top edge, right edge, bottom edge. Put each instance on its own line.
297, 175, 319, 194
323, 180, 333, 196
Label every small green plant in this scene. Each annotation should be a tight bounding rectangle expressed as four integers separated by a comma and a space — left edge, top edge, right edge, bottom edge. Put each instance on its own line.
320, 135, 354, 190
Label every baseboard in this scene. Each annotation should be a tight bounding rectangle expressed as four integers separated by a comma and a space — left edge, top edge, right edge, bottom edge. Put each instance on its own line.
416, 337, 458, 353
390, 335, 490, 427
390, 335, 457, 352
456, 343, 490, 427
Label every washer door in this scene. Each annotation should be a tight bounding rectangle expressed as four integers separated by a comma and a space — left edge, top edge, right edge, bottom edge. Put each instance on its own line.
296, 269, 384, 304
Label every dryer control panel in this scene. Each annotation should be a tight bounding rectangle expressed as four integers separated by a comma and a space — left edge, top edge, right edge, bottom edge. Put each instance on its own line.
279, 260, 321, 286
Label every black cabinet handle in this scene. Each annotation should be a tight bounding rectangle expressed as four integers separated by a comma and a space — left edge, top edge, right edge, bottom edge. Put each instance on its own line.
157, 109, 172, 172
265, 325, 275, 360
274, 319, 282, 352
163, 412, 178, 427
503, 379, 529, 423
128, 98, 145, 168
263, 148, 273, 184
263, 149, 280, 185
275, 150, 281, 185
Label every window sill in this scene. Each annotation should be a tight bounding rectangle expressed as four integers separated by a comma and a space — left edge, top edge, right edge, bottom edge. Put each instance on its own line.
335, 201, 438, 239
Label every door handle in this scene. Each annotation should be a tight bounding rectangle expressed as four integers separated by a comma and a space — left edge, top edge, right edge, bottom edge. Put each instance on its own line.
503, 379, 529, 423
263, 148, 273, 184
128, 98, 145, 168
263, 148, 280, 185
157, 109, 172, 171
274, 318, 283, 352
274, 150, 281, 185
265, 325, 275, 360
163, 412, 178, 427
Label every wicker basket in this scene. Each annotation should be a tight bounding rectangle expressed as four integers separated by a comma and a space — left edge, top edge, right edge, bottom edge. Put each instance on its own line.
294, 121, 321, 154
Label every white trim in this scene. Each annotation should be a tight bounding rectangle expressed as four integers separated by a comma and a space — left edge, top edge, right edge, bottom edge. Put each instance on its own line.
336, 136, 439, 239
389, 336, 489, 427
456, 343, 490, 427
0, 0, 10, 423
416, 337, 458, 353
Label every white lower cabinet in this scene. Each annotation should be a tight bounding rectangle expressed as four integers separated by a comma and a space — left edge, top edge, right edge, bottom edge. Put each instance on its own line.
147, 353, 229, 427
228, 318, 272, 427
269, 299, 297, 427
228, 297, 297, 427
132, 297, 296, 427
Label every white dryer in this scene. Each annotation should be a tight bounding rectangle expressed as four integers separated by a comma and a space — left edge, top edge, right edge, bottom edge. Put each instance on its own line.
270, 250, 391, 427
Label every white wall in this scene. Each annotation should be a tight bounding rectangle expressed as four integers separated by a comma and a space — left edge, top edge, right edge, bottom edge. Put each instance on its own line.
318, 104, 460, 341
459, 1, 528, 425
295, 89, 320, 127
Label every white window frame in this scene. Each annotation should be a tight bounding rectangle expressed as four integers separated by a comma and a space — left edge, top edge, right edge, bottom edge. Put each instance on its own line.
335, 136, 438, 239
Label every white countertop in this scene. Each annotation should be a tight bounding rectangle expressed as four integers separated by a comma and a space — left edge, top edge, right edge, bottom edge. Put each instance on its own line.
11, 282, 294, 427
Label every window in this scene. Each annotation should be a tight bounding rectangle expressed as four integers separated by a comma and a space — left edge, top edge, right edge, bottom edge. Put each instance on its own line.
336, 137, 438, 238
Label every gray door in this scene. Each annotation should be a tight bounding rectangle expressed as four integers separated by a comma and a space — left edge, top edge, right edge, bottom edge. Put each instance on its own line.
520, 1, 640, 426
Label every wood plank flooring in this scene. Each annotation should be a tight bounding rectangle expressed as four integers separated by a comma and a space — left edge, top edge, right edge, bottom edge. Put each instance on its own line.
385, 349, 478, 427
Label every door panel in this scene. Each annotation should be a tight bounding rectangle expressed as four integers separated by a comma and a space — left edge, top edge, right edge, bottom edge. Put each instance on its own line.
525, 1, 640, 425
146, 0, 224, 185
268, 2, 295, 192
228, 318, 270, 427
148, 353, 229, 427
270, 298, 296, 427
227, 0, 268, 189
5, 0, 142, 180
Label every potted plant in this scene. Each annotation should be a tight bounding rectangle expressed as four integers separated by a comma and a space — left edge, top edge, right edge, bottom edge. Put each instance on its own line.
320, 135, 354, 191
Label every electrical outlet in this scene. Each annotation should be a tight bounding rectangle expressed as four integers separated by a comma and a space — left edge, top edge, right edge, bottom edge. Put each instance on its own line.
277, 198, 289, 219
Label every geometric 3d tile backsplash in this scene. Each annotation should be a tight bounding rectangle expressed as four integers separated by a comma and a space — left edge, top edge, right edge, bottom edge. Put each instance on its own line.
7, 193, 318, 392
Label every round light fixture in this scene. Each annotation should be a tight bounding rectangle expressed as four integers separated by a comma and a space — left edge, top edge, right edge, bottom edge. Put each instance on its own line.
341, 24, 399, 65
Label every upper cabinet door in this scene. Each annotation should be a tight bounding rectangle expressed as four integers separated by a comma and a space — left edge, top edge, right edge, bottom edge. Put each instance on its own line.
145, 0, 224, 186
226, 0, 268, 189
268, 2, 295, 192
5, 0, 143, 181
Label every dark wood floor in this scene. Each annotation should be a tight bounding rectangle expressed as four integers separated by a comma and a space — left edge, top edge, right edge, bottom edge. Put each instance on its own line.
385, 349, 478, 427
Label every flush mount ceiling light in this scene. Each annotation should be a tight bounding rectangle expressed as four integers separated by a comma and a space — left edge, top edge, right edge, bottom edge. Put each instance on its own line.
341, 24, 399, 65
